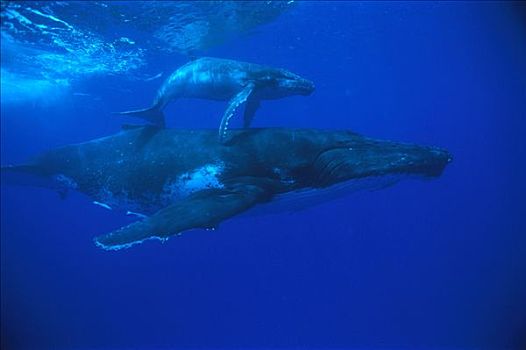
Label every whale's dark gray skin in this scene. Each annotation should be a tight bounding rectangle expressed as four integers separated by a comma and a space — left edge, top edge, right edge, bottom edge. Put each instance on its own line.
117, 57, 315, 142
1, 127, 451, 250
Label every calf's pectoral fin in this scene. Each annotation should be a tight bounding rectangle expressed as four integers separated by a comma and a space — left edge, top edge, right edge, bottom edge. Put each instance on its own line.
219, 82, 255, 143
243, 98, 261, 128
93, 182, 269, 250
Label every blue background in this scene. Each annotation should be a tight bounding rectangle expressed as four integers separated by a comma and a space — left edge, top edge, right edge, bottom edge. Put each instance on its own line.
2, 2, 526, 349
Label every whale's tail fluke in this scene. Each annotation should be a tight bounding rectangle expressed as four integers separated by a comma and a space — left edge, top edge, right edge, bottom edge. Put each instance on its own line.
114, 106, 165, 128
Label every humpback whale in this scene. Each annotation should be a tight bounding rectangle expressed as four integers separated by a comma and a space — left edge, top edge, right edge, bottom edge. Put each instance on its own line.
1, 127, 451, 250
117, 57, 315, 142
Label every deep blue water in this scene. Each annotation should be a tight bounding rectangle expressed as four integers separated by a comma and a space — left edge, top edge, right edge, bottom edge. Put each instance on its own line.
1, 2, 526, 349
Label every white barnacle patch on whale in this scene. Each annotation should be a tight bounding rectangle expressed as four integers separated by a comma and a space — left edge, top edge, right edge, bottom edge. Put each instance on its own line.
179, 163, 225, 193
162, 163, 225, 202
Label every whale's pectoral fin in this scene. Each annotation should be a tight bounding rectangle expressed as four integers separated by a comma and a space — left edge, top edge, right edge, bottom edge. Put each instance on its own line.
219, 82, 255, 143
243, 98, 261, 128
93, 181, 270, 250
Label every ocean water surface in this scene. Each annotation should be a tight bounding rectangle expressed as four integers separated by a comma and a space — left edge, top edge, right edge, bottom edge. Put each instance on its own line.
1, 1, 525, 349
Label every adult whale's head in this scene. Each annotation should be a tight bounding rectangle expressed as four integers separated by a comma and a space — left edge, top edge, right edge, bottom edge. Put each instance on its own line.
305, 131, 452, 188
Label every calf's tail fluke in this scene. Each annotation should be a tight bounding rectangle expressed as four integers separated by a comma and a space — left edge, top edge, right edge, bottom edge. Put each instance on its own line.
114, 106, 165, 128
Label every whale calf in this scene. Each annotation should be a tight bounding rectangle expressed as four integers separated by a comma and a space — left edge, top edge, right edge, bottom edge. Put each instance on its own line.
117, 57, 315, 142
1, 127, 451, 250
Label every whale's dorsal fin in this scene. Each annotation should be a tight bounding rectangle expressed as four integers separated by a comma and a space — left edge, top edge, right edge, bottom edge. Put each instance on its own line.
93, 180, 271, 250
219, 82, 255, 143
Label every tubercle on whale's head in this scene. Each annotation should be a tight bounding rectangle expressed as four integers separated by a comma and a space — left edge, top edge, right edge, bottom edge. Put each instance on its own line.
274, 69, 315, 96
